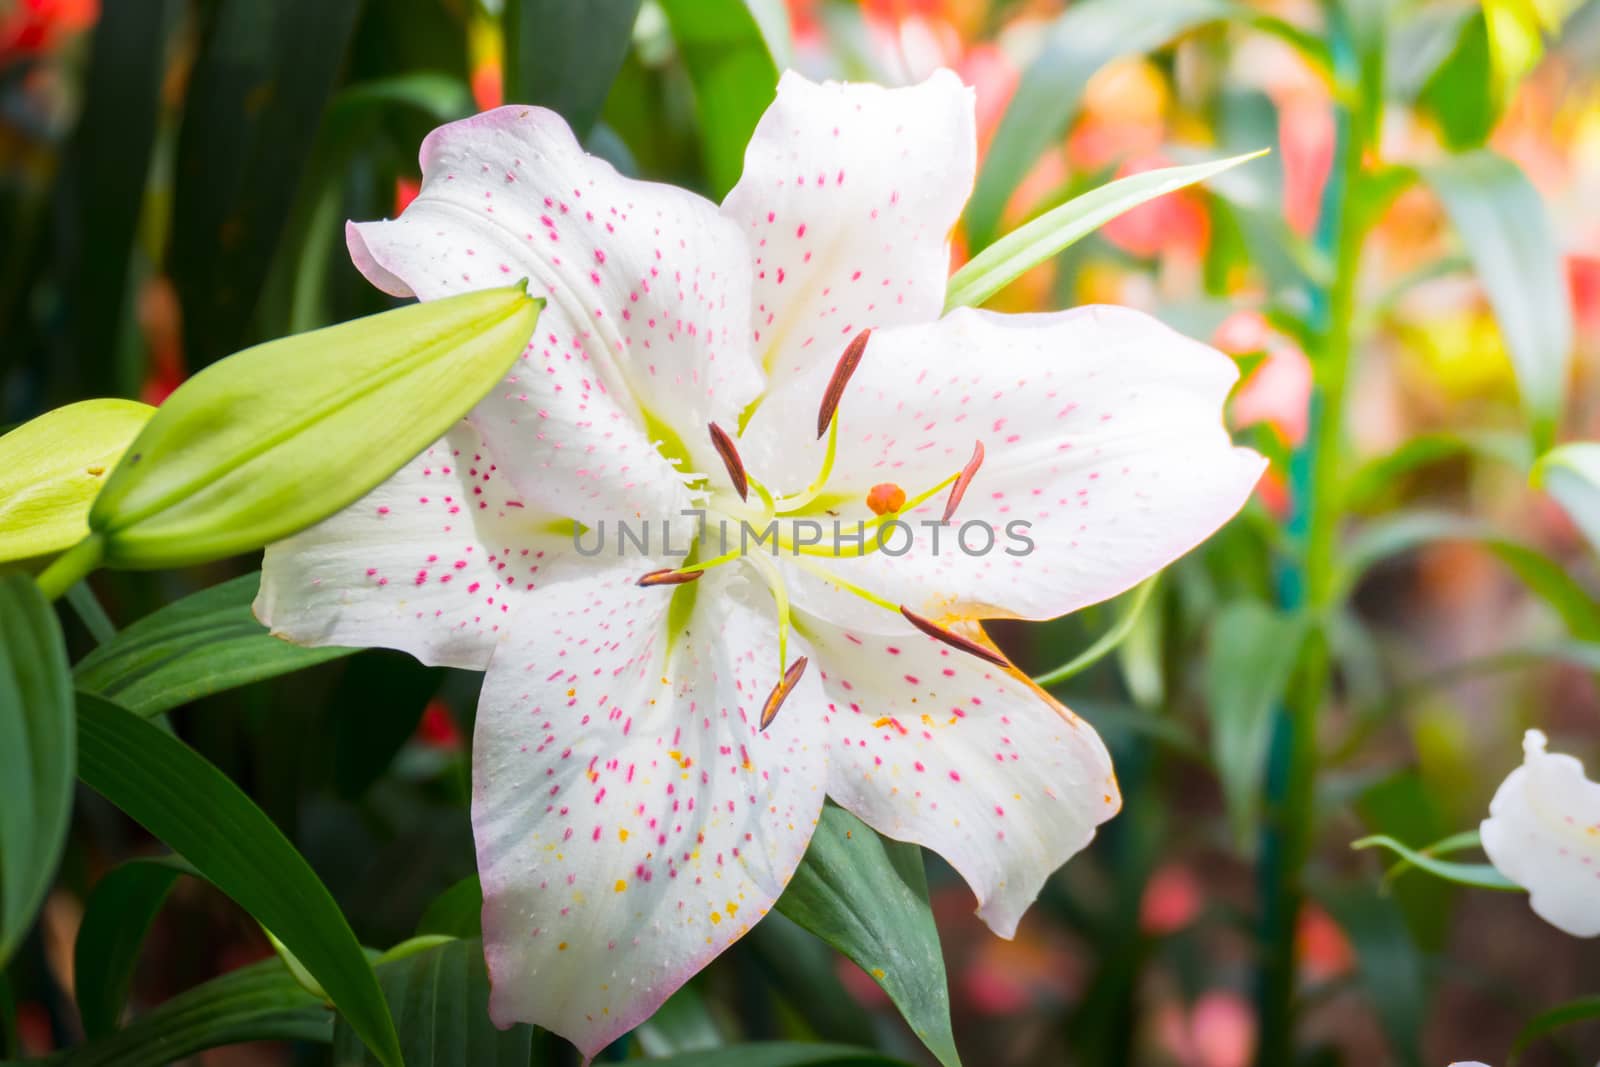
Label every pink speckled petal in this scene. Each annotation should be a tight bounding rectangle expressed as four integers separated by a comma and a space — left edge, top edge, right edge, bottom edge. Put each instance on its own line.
348, 105, 763, 513
472, 567, 827, 1055
747, 305, 1266, 627
723, 69, 975, 390
1481, 729, 1600, 937
809, 616, 1118, 937
256, 422, 582, 670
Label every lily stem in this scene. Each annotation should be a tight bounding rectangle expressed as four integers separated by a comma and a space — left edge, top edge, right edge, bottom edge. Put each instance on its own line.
35, 534, 106, 603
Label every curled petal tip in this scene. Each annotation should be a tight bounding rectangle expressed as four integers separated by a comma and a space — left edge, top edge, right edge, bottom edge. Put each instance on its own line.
817, 328, 873, 438
708, 422, 749, 501
942, 440, 985, 522
900, 606, 1010, 668
638, 568, 703, 587
760, 656, 809, 730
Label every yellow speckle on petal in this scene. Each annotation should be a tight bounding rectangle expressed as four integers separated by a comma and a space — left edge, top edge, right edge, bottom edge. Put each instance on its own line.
558, 942, 568, 951
872, 968, 886, 980
615, 880, 627, 893
710, 912, 722, 925
619, 828, 630, 842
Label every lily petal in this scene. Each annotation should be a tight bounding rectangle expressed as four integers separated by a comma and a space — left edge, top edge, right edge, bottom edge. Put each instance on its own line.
724, 70, 975, 390
348, 105, 763, 514
748, 305, 1265, 627
1481, 729, 1600, 937
256, 422, 580, 669
473, 567, 827, 1055
806, 615, 1119, 937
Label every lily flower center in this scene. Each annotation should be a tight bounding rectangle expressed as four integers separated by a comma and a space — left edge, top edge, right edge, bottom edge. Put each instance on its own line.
637, 330, 998, 728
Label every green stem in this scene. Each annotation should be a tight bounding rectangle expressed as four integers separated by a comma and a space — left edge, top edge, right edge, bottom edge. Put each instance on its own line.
35, 534, 106, 602
66, 580, 118, 645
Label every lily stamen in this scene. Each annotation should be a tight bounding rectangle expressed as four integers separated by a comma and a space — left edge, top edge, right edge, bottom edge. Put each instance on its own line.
759, 656, 809, 730
816, 328, 872, 439
637, 568, 704, 587
943, 441, 985, 522
900, 606, 1011, 668
708, 421, 750, 501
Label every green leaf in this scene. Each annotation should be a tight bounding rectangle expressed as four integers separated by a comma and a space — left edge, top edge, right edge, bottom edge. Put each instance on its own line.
1351, 834, 1518, 891
1337, 511, 1600, 640
1343, 430, 1530, 513
964, 0, 1234, 249
1420, 152, 1574, 452
332, 650, 444, 798
0, 575, 76, 969
658, 0, 782, 197
635, 985, 725, 1057
415, 875, 483, 940
74, 694, 402, 1067
1205, 601, 1306, 847
1416, 11, 1498, 149
643, 1045, 913, 1067
85, 283, 542, 570
1033, 577, 1160, 689
73, 857, 194, 1038
0, 400, 153, 564
947, 152, 1265, 311
1511, 995, 1600, 1063
74, 573, 351, 718
1319, 885, 1426, 1064
331, 938, 534, 1066
56, 958, 332, 1067
503, 0, 643, 138
775, 806, 960, 1067
170, 0, 363, 370
1533, 441, 1600, 557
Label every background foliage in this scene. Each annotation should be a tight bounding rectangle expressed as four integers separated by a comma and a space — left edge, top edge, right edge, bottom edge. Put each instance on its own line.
3, 0, 1600, 1064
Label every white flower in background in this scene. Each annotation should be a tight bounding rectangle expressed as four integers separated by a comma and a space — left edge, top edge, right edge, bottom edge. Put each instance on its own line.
256, 69, 1264, 1055
1481, 729, 1600, 937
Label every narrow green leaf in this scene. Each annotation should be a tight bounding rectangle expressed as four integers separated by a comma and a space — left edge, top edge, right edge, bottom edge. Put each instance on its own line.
657, 0, 782, 197
643, 1045, 913, 1067
1033, 577, 1160, 689
73, 856, 195, 1038
1337, 511, 1600, 639
1205, 601, 1306, 847
1416, 10, 1498, 149
87, 283, 542, 570
0, 400, 153, 564
1511, 995, 1600, 1063
503, 0, 643, 137
74, 694, 401, 1067
775, 806, 960, 1067
171, 0, 362, 369
415, 875, 484, 940
0, 575, 75, 969
1533, 441, 1600, 557
947, 152, 1264, 311
1343, 430, 1530, 513
1352, 835, 1518, 891
964, 0, 1234, 249
1420, 152, 1574, 452
74, 573, 351, 717
1318, 886, 1426, 1064
331, 938, 534, 1066
635, 985, 725, 1057
57, 958, 332, 1067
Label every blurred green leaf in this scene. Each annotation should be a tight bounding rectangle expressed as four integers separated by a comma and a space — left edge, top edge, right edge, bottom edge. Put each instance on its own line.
644, 1046, 913, 1067
1352, 834, 1517, 891
965, 0, 1232, 249
73, 856, 195, 1038
635, 985, 726, 1057
331, 650, 444, 799
1420, 152, 1574, 452
74, 694, 401, 1066
746, 914, 878, 1049
658, 0, 782, 197
503, 0, 643, 137
74, 573, 351, 718
1343, 430, 1530, 513
56, 958, 332, 1067
946, 152, 1264, 311
1533, 441, 1600, 557
0, 400, 153, 565
416, 876, 483, 940
331, 938, 533, 1066
1319, 885, 1426, 1066
1337, 512, 1600, 639
1511, 995, 1600, 1063
0, 575, 75, 969
1205, 601, 1306, 847
171, 0, 363, 369
1417, 11, 1497, 149
775, 806, 959, 1067
82, 284, 541, 571
1352, 775, 1453, 950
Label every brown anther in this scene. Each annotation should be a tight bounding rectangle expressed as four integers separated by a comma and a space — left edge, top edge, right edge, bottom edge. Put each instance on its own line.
866, 482, 907, 516
760, 656, 809, 730
816, 328, 873, 438
900, 607, 1010, 668
942, 441, 985, 522
638, 568, 703, 587
708, 421, 749, 500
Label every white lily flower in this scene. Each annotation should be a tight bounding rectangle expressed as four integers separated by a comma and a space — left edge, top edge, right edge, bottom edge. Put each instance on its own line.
256, 69, 1264, 1055
1480, 729, 1600, 937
